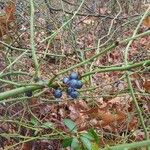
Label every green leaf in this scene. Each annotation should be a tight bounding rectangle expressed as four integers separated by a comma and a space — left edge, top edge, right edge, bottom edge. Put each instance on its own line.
71, 137, 79, 149
88, 129, 99, 144
30, 117, 39, 126
62, 138, 73, 148
63, 119, 77, 133
80, 136, 92, 150
92, 142, 99, 150
41, 122, 53, 129
80, 132, 94, 141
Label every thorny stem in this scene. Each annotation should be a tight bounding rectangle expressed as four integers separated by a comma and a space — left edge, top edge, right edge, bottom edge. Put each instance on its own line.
124, 5, 150, 145
82, 59, 150, 78
30, 0, 40, 79
0, 30, 149, 101
0, 85, 44, 100
126, 75, 149, 138
0, 71, 31, 78
102, 140, 150, 150
0, 57, 149, 101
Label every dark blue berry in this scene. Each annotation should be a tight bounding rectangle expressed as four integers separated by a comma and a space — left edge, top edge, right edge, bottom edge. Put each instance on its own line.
63, 77, 70, 84
69, 72, 78, 79
70, 91, 79, 99
69, 79, 78, 88
76, 80, 83, 89
25, 91, 32, 97
54, 89, 62, 98
67, 87, 75, 95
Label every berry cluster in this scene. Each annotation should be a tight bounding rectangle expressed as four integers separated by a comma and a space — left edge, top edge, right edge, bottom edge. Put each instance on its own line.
54, 72, 83, 99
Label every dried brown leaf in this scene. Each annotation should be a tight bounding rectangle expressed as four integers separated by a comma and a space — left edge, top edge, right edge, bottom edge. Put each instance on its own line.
143, 16, 150, 28
143, 80, 150, 93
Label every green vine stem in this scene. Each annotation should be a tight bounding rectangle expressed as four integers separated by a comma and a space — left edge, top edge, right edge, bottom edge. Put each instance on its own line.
123, 5, 150, 147
126, 75, 149, 138
0, 85, 44, 100
30, 0, 40, 78
82, 59, 150, 78
102, 140, 150, 150
0, 71, 31, 78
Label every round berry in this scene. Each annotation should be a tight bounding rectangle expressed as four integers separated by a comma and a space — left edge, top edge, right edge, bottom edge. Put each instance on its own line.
69, 72, 78, 79
25, 91, 32, 97
76, 80, 83, 89
69, 79, 78, 88
63, 77, 70, 84
70, 91, 79, 99
54, 89, 62, 98
67, 87, 75, 95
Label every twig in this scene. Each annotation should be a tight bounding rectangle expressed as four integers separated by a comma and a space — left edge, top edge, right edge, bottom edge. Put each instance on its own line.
0, 85, 44, 100
82, 59, 150, 77
0, 40, 65, 57
124, 5, 150, 144
43, 2, 140, 20
0, 71, 30, 78
41, 0, 85, 43
30, 0, 40, 79
0, 50, 28, 76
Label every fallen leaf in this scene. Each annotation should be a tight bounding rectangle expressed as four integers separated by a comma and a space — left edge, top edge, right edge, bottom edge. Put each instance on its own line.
143, 80, 150, 93
143, 16, 150, 28
0, 2, 16, 37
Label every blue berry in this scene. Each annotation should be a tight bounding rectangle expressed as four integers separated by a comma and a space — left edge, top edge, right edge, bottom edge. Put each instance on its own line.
63, 77, 70, 84
25, 91, 32, 97
70, 91, 79, 99
76, 80, 83, 89
69, 72, 78, 79
67, 87, 75, 95
54, 89, 62, 98
69, 79, 78, 88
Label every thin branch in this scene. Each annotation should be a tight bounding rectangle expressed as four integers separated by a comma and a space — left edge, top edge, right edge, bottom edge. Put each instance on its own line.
0, 71, 30, 78
43, 2, 140, 20
30, 0, 40, 78
82, 59, 150, 78
102, 140, 150, 150
0, 85, 44, 101
41, 0, 85, 43
0, 40, 65, 57
124, 5, 150, 143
